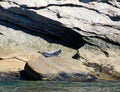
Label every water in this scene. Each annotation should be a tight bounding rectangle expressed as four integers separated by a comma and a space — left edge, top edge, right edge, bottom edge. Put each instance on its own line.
0, 81, 120, 92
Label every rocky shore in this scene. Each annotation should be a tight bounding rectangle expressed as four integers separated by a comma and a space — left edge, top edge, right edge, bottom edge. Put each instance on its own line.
0, 0, 120, 81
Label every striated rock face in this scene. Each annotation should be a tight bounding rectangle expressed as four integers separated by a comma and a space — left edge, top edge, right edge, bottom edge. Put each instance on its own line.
0, 0, 120, 48
0, 0, 120, 80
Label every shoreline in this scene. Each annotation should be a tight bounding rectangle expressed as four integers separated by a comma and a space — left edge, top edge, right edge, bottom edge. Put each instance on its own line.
0, 71, 120, 83
0, 72, 20, 81
0, 71, 30, 81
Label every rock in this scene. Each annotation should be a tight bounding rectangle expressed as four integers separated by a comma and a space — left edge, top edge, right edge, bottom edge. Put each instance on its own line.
0, 72, 20, 81
0, 20, 76, 73
76, 44, 120, 80
0, 0, 119, 80
0, 0, 120, 48
24, 54, 95, 81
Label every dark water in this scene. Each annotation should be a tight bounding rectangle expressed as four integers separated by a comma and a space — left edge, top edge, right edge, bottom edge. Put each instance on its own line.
0, 81, 120, 92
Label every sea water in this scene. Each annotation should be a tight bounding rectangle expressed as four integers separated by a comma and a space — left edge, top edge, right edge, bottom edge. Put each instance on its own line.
0, 81, 120, 92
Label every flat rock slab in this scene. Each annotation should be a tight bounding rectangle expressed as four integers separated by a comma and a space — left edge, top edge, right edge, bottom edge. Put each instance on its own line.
25, 54, 95, 81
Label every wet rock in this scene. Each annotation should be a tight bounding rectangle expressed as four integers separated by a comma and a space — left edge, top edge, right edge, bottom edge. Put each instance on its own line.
0, 72, 20, 81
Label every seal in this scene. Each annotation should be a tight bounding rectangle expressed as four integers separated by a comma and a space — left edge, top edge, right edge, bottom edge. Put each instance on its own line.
38, 49, 63, 57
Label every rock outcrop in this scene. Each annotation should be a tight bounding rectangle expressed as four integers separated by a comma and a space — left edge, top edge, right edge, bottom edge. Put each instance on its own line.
0, 0, 120, 48
0, 0, 120, 80
0, 20, 76, 72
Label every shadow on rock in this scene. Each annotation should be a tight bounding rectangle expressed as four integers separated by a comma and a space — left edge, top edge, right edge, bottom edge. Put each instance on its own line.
0, 6, 87, 49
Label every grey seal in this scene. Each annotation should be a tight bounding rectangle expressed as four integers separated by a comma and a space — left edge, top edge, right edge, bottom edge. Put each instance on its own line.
38, 49, 63, 57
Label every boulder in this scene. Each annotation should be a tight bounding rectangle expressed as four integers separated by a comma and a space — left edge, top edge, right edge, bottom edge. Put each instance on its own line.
24, 54, 95, 81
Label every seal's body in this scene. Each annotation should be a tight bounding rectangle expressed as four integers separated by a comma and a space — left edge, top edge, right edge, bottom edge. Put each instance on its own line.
38, 49, 63, 57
